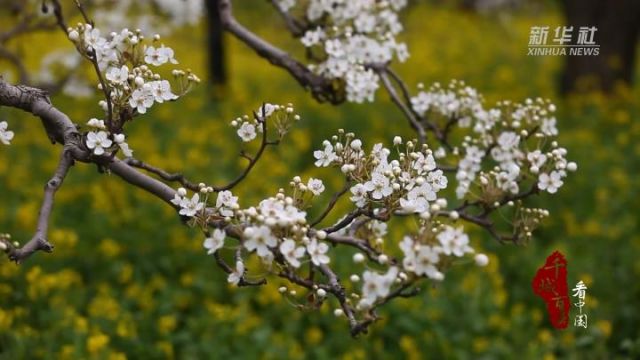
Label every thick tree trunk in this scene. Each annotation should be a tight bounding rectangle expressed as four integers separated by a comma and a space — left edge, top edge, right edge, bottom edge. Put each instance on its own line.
205, 0, 227, 88
561, 0, 640, 94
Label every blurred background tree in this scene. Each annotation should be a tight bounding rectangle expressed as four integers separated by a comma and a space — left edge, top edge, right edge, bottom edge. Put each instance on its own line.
205, 0, 227, 92
561, 0, 640, 94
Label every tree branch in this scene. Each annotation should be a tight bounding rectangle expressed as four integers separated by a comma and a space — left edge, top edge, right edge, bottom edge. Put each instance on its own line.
124, 157, 201, 192
377, 68, 426, 145
217, 0, 340, 103
269, 0, 306, 36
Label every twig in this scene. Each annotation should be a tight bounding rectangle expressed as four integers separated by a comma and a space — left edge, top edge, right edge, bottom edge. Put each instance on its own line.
50, 0, 68, 33
7, 149, 74, 263
310, 180, 351, 226
213, 112, 274, 191
86, 47, 114, 129
377, 68, 426, 145
218, 0, 339, 103
325, 234, 383, 263
0, 46, 30, 84
322, 209, 364, 234
124, 158, 201, 192
318, 264, 359, 333
269, 0, 306, 36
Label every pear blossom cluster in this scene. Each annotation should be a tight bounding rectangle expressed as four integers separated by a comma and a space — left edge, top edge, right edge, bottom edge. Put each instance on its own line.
236, 192, 313, 268
66, 24, 196, 114
410, 80, 576, 201
277, 0, 409, 102
399, 225, 473, 280
64, 24, 198, 156
25, 0, 202, 98
187, 181, 332, 284
230, 103, 301, 142
355, 218, 491, 310
172, 129, 491, 318
314, 130, 448, 214
0, 121, 14, 145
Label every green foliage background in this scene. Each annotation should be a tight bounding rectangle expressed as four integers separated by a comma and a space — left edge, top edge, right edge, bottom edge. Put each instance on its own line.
1, 2, 639, 359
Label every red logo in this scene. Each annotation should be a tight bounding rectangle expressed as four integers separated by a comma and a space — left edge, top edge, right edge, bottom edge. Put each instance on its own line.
532, 251, 570, 329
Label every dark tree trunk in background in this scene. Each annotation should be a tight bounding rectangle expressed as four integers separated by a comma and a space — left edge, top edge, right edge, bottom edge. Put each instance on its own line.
205, 0, 227, 88
561, 0, 640, 94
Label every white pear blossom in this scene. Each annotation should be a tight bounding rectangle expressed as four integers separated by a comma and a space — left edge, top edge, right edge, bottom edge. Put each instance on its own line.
144, 45, 178, 66
359, 267, 398, 308
83, 27, 103, 48
113, 133, 133, 157
437, 226, 473, 257
414, 245, 442, 279
216, 190, 238, 217
0, 121, 15, 145
237, 122, 257, 142
129, 88, 154, 114
149, 80, 178, 103
258, 103, 276, 118
106, 65, 129, 84
314, 144, 337, 167
243, 225, 277, 257
306, 239, 330, 265
176, 193, 204, 217
527, 150, 547, 169
400, 182, 436, 213
538, 170, 565, 194
85, 131, 112, 155
227, 260, 244, 285
301, 27, 325, 47
307, 178, 325, 195
364, 173, 393, 200
349, 183, 368, 208
204, 229, 225, 254
279, 239, 306, 268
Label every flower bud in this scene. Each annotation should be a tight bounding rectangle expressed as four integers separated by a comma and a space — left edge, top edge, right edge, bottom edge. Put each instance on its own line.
474, 253, 489, 267
68, 30, 79, 42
